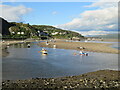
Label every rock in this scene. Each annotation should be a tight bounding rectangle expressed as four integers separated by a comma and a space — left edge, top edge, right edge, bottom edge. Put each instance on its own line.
63, 86, 67, 89
2, 70, 120, 89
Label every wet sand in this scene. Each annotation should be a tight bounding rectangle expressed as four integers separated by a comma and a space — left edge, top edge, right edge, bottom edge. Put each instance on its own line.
38, 40, 119, 54
2, 70, 120, 89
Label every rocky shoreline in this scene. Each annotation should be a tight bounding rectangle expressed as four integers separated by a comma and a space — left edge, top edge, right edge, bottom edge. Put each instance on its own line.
2, 70, 120, 89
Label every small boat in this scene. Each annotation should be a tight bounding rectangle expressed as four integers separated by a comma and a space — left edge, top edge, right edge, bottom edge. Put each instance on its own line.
40, 49, 48, 55
80, 53, 88, 56
27, 44, 31, 48
53, 44, 56, 48
41, 51, 48, 54
42, 53, 48, 55
85, 40, 88, 42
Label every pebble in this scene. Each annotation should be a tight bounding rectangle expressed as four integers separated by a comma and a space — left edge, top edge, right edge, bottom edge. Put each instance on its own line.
2, 70, 120, 89
80, 79, 83, 82
77, 84, 79, 86
63, 86, 67, 88
102, 81, 105, 84
51, 79, 54, 82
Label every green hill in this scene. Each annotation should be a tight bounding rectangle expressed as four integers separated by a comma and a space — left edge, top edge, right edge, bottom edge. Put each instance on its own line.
0, 17, 14, 35
1, 17, 84, 40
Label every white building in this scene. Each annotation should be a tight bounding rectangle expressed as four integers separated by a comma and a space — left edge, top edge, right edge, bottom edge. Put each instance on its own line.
51, 32, 59, 35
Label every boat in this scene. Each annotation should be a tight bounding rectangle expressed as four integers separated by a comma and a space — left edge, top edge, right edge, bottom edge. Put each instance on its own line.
27, 44, 31, 48
53, 44, 56, 48
41, 51, 48, 54
85, 40, 88, 42
40, 49, 48, 55
79, 51, 88, 56
80, 53, 88, 56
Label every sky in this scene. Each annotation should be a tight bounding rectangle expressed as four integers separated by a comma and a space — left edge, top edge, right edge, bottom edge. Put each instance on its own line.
0, 0, 119, 36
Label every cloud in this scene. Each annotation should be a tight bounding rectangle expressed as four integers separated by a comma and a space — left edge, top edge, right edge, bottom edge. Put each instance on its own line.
1, 0, 119, 2
52, 11, 58, 15
0, 4, 32, 22
78, 31, 116, 36
85, 0, 118, 8
1, 0, 17, 2
72, 30, 118, 36
57, 2, 118, 32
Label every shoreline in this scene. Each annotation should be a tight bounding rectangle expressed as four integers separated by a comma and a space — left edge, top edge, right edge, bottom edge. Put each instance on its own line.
38, 40, 119, 54
1, 39, 36, 57
1, 39, 119, 56
2, 70, 120, 89
1, 39, 119, 57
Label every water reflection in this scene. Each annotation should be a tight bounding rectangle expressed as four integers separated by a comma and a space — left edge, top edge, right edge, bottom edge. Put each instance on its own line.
41, 54, 47, 60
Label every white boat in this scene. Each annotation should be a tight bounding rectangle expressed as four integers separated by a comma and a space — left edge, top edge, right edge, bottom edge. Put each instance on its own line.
27, 44, 31, 48
80, 53, 88, 56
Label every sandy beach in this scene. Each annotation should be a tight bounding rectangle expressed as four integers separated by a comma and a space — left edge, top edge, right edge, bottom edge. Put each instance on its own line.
102, 39, 120, 42
38, 40, 119, 54
1, 39, 119, 56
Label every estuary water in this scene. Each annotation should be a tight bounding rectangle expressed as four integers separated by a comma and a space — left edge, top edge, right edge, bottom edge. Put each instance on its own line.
2, 42, 118, 80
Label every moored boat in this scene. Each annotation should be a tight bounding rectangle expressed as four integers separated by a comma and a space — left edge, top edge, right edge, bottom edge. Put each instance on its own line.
80, 53, 88, 56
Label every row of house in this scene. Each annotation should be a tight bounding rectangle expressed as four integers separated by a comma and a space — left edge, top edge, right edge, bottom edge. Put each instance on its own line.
51, 32, 67, 35
86, 37, 103, 41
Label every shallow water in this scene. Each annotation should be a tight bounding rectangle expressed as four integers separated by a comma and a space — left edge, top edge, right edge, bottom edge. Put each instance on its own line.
111, 43, 120, 50
81, 40, 119, 44
2, 42, 118, 80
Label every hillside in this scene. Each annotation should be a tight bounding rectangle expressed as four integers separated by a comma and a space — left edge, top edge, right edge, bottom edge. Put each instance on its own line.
31, 25, 84, 39
0, 17, 14, 35
1, 17, 84, 40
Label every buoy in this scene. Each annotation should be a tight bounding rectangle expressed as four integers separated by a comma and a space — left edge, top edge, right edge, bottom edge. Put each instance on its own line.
73, 53, 77, 55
